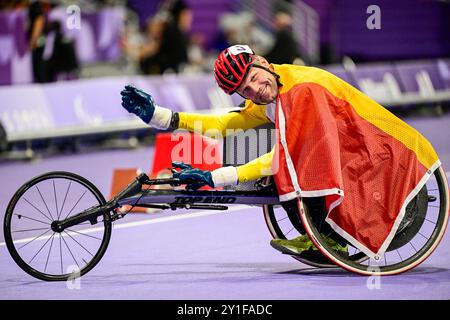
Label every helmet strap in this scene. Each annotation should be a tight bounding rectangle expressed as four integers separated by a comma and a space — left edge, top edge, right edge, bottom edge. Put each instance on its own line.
251, 64, 283, 88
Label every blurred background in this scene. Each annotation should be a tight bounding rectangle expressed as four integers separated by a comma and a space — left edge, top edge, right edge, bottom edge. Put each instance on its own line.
0, 0, 449, 163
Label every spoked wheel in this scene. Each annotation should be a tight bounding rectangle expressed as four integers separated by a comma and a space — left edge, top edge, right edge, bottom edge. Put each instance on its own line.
299, 166, 449, 275
4, 171, 112, 281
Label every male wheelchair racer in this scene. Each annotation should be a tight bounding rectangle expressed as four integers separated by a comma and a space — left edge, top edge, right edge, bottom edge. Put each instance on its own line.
5, 43, 450, 280
3, 123, 449, 281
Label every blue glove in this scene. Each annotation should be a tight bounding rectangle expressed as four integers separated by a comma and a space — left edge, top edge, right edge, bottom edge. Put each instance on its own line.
120, 85, 156, 123
171, 162, 214, 190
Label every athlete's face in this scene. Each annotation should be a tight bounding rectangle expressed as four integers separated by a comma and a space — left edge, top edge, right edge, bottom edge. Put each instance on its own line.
236, 59, 278, 104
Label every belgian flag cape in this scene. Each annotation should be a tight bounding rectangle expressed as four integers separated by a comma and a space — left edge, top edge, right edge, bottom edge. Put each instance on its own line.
271, 64, 441, 258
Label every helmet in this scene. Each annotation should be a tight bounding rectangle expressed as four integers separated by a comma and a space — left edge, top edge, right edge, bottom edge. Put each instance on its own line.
214, 45, 255, 95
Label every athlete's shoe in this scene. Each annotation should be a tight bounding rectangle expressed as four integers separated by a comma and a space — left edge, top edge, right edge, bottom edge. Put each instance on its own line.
270, 233, 348, 257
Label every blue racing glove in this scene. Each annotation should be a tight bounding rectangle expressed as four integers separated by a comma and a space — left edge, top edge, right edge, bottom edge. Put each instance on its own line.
120, 85, 156, 123
171, 162, 214, 190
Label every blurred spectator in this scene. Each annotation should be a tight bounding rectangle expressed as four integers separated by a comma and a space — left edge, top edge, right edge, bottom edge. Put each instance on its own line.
139, 15, 165, 74
44, 20, 79, 81
218, 11, 273, 55
0, 0, 26, 10
158, 0, 192, 73
184, 32, 206, 74
123, 14, 165, 75
26, 1, 79, 83
265, 11, 304, 65
27, 0, 48, 82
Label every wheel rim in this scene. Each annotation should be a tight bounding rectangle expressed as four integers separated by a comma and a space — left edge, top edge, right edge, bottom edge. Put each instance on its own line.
4, 172, 112, 281
299, 166, 449, 275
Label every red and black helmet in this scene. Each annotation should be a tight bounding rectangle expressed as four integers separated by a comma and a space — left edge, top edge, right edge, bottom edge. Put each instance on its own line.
214, 45, 255, 95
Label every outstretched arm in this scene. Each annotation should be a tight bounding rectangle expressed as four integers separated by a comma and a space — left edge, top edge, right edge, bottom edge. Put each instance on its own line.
121, 85, 270, 135
121, 85, 275, 188
177, 105, 270, 137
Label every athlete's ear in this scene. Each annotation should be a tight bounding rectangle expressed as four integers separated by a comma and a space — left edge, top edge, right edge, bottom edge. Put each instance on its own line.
255, 56, 270, 68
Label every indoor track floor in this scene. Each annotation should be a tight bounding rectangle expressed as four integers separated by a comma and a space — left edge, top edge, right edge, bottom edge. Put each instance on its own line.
1, 114, 449, 300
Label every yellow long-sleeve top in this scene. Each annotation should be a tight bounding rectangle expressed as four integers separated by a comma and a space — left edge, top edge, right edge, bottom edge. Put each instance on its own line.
178, 100, 275, 183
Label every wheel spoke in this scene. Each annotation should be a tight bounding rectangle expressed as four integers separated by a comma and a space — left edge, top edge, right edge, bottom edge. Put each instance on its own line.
23, 198, 52, 222
53, 180, 59, 219
13, 213, 50, 226
59, 234, 63, 274
44, 234, 56, 272
61, 233, 79, 269
58, 181, 72, 219
410, 241, 418, 253
396, 250, 403, 261
36, 186, 55, 221
418, 231, 428, 240
12, 227, 50, 233
66, 228, 103, 241
28, 232, 54, 264
63, 231, 95, 257
276, 216, 289, 223
63, 190, 87, 221
18, 229, 52, 250
424, 217, 436, 224
285, 226, 295, 237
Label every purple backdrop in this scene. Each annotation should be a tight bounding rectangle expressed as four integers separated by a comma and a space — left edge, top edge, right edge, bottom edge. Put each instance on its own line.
302, 0, 450, 62
0, 7, 125, 86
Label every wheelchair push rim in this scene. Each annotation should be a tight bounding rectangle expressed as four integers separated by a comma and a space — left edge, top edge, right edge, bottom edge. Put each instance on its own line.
3, 171, 113, 281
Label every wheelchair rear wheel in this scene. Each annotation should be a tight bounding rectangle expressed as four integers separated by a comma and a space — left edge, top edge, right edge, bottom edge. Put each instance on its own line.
298, 166, 449, 275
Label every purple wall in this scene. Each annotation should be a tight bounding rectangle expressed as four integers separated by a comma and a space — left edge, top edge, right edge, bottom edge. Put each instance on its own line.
302, 0, 450, 62
127, 0, 163, 28
185, 0, 234, 49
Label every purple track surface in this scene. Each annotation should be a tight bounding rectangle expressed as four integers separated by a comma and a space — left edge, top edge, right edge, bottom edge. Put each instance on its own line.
1, 114, 450, 300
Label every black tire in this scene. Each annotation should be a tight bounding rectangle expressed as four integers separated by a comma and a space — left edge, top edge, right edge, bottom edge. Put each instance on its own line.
4, 171, 112, 281
298, 166, 449, 275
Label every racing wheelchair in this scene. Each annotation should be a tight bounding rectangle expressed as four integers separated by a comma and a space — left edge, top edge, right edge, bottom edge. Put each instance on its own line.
3, 125, 449, 280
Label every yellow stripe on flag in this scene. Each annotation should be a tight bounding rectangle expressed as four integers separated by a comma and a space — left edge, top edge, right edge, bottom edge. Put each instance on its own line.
273, 64, 439, 169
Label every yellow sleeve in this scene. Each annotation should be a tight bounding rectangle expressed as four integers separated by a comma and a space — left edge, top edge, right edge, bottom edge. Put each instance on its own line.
178, 101, 270, 137
236, 146, 274, 183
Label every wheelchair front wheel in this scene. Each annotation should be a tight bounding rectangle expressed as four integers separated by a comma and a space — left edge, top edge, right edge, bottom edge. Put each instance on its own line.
4, 171, 113, 281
